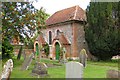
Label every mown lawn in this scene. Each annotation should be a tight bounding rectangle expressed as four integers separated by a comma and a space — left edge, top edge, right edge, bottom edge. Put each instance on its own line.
0, 60, 2, 76
1, 58, 119, 78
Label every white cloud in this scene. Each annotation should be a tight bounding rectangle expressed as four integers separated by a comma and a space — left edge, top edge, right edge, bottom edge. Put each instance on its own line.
33, 0, 90, 15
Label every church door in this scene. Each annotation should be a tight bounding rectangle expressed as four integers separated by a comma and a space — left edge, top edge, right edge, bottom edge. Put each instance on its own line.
36, 43, 39, 56
55, 42, 60, 60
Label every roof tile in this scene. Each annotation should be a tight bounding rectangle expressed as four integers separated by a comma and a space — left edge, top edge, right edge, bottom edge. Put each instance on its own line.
46, 5, 86, 25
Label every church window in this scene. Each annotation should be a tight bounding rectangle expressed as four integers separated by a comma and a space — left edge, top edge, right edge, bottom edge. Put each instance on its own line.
57, 29, 60, 36
49, 31, 52, 44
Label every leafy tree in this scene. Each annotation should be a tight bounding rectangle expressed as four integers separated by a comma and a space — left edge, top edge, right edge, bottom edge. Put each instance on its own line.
2, 2, 49, 59
85, 2, 120, 61
44, 43, 49, 57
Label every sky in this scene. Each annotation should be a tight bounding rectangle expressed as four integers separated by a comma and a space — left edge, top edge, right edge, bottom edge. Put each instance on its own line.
33, 0, 90, 15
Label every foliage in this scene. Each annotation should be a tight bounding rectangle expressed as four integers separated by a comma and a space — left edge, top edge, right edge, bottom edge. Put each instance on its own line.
44, 43, 49, 57
2, 2, 49, 59
85, 2, 120, 60
2, 37, 13, 58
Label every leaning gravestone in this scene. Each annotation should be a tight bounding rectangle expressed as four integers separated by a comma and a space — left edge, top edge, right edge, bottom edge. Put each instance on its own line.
22, 50, 26, 60
0, 59, 13, 80
106, 69, 120, 78
21, 53, 34, 70
32, 62, 48, 76
66, 61, 83, 78
79, 49, 87, 67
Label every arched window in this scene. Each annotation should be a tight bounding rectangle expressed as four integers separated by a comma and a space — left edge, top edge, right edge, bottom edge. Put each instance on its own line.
57, 30, 60, 36
49, 31, 52, 44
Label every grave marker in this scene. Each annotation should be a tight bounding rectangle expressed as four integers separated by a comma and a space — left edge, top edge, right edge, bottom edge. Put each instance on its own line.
66, 61, 83, 78
106, 69, 120, 78
21, 53, 34, 70
1, 59, 13, 80
32, 62, 48, 76
79, 49, 87, 67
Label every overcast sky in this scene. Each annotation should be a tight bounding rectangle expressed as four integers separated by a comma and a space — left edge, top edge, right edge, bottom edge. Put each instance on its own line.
33, 0, 90, 15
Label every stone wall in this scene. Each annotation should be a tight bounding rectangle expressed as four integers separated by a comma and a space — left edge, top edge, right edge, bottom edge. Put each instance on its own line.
41, 23, 73, 45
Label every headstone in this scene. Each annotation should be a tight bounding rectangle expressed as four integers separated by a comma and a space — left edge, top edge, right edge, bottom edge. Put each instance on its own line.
106, 69, 120, 78
21, 53, 34, 70
66, 61, 83, 78
22, 50, 26, 60
79, 49, 87, 67
1, 59, 13, 80
32, 62, 48, 76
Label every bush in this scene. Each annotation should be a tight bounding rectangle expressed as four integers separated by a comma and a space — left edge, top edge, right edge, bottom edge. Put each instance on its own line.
44, 43, 49, 57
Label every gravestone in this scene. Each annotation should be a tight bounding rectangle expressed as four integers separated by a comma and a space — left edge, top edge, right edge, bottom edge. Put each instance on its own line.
79, 49, 87, 67
106, 69, 120, 78
1, 59, 13, 80
32, 62, 48, 76
22, 50, 26, 60
63, 47, 67, 63
21, 53, 34, 70
66, 61, 83, 78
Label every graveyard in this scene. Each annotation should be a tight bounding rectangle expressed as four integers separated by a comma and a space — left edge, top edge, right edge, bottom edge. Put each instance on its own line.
1, 1, 120, 79
1, 56, 118, 78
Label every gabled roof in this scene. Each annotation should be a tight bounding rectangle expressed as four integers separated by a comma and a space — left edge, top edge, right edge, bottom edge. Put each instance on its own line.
46, 5, 86, 26
36, 34, 46, 46
53, 33, 70, 45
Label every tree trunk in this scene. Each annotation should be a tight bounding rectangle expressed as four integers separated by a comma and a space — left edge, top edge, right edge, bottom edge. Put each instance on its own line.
17, 45, 23, 60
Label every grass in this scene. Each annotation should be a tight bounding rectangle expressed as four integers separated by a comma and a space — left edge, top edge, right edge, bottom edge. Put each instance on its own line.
1, 58, 119, 78
84, 64, 117, 78
0, 60, 2, 76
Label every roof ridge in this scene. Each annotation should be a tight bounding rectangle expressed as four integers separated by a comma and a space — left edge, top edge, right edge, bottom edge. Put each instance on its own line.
46, 5, 86, 26
73, 5, 78, 19
54, 5, 77, 13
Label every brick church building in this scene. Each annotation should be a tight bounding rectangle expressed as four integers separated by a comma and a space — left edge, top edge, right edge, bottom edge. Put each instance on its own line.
34, 5, 91, 60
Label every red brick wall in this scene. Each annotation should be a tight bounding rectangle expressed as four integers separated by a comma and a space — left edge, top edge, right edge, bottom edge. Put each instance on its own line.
13, 49, 34, 56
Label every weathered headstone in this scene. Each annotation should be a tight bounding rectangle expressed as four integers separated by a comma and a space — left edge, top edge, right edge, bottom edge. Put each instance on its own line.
106, 69, 120, 78
1, 59, 13, 80
32, 62, 48, 76
21, 53, 34, 70
22, 50, 26, 60
66, 61, 83, 78
79, 49, 87, 67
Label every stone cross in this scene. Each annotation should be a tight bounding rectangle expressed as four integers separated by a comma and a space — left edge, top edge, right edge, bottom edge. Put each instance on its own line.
37, 45, 43, 62
66, 61, 83, 78
1, 59, 13, 80
62, 47, 66, 62
79, 49, 87, 67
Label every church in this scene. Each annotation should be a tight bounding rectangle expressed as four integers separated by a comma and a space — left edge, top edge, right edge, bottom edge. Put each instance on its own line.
34, 5, 90, 60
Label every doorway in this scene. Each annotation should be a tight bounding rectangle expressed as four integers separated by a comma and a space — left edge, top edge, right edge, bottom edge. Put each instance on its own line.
36, 43, 39, 56
55, 42, 60, 60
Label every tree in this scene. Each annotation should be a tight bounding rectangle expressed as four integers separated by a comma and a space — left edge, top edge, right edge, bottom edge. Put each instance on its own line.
2, 2, 49, 59
85, 2, 120, 61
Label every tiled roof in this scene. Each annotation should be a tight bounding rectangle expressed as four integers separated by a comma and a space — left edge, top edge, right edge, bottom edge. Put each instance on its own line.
46, 5, 86, 26
53, 33, 70, 45
36, 34, 46, 46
